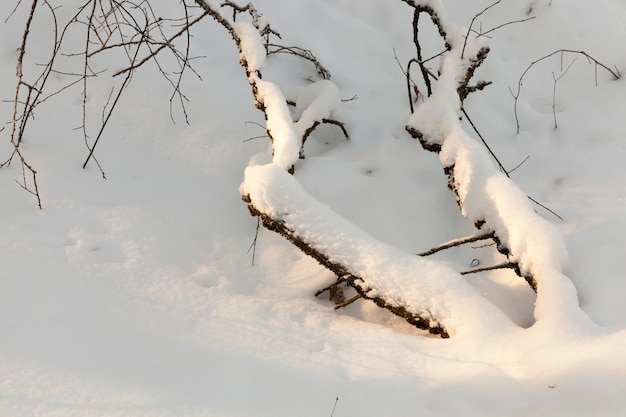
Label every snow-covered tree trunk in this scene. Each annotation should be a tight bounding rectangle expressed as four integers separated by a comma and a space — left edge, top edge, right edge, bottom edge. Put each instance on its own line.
402, 0, 593, 332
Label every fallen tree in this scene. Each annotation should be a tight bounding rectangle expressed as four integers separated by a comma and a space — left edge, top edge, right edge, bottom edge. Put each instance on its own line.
3, 0, 605, 337
401, 0, 597, 331
196, 0, 513, 337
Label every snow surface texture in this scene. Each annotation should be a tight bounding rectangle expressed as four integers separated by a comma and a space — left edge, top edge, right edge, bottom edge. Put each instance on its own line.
1, 0, 626, 416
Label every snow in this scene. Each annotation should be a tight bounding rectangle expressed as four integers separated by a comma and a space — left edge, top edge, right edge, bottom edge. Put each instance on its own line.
2, 0, 626, 416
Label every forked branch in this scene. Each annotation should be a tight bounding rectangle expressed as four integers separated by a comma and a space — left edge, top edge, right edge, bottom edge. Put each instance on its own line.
418, 231, 495, 257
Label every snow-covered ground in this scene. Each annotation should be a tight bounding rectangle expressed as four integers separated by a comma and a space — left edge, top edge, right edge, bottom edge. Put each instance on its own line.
1, 0, 626, 416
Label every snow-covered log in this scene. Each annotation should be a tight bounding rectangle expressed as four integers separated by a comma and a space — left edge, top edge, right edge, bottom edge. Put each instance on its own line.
403, 0, 590, 329
241, 163, 515, 338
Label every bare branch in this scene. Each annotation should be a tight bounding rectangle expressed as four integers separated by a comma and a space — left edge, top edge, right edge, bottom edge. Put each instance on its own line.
460, 262, 518, 275
266, 44, 331, 80
82, 27, 147, 170
1, 0, 43, 207
478, 16, 536, 37
334, 293, 363, 310
461, 0, 501, 60
247, 216, 261, 265
551, 57, 577, 129
527, 195, 564, 222
512, 49, 620, 134
411, 8, 434, 97
461, 107, 509, 175
299, 118, 349, 159
111, 9, 211, 77
315, 277, 347, 297
507, 155, 530, 174
418, 232, 496, 257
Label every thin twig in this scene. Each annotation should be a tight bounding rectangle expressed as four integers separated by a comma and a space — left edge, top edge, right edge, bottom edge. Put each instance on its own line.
4, 0, 25, 23
461, 107, 509, 176
330, 397, 339, 417
461, 0, 502, 60
506, 155, 530, 174
247, 216, 261, 265
412, 9, 433, 97
243, 135, 267, 142
527, 195, 564, 221
393, 50, 439, 114
462, 108, 563, 221
315, 277, 347, 297
111, 9, 210, 77
83, 27, 147, 169
512, 49, 620, 133
551, 58, 577, 129
418, 232, 496, 256
2, 0, 43, 208
334, 294, 362, 310
392, 50, 418, 114
478, 16, 536, 37
461, 261, 517, 275
266, 44, 331, 80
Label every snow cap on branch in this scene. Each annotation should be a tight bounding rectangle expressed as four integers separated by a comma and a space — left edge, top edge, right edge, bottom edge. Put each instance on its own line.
234, 21, 267, 72
253, 76, 300, 170
409, 0, 457, 45
294, 80, 340, 138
